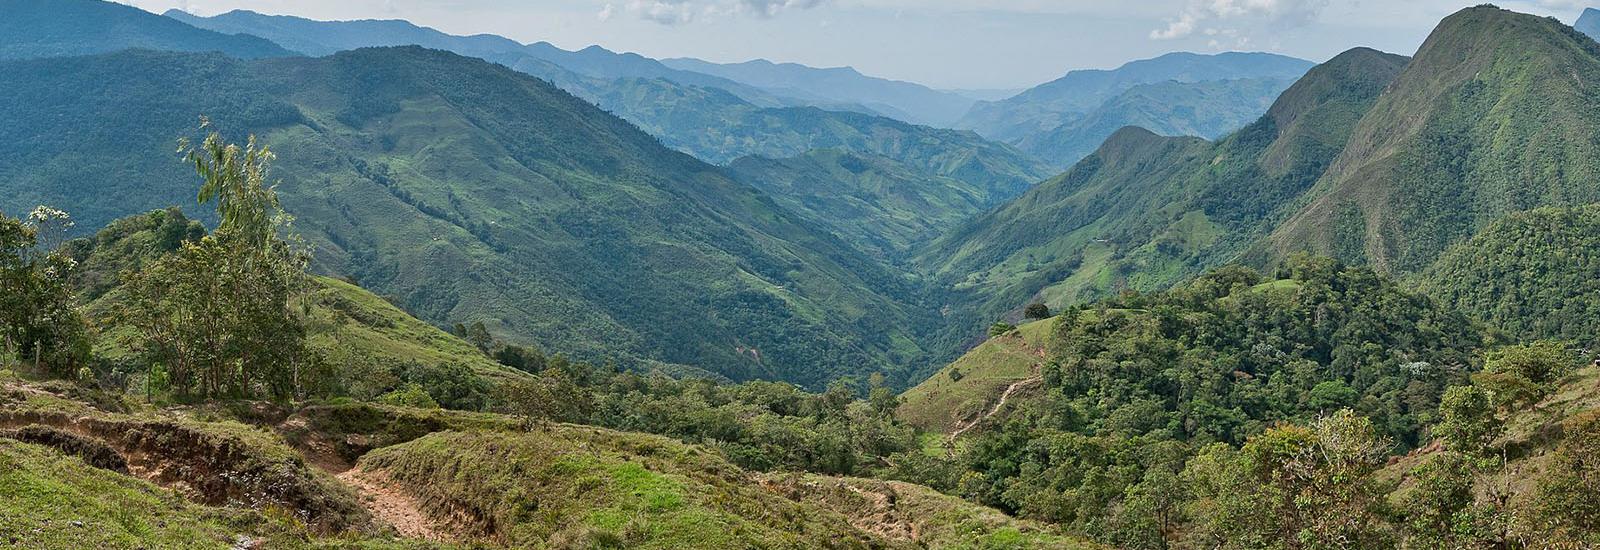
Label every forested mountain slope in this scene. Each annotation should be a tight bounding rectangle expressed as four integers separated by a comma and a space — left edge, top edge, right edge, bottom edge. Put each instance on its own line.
725, 147, 1037, 259
0, 0, 292, 60
1418, 204, 1600, 348
1265, 6, 1600, 272
915, 48, 1408, 358
0, 47, 935, 388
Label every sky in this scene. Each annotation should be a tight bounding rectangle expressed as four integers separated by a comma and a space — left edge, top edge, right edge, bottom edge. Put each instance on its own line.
115, 0, 1596, 89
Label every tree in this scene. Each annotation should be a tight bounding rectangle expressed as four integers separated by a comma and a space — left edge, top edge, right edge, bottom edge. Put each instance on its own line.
1241, 410, 1393, 549
122, 123, 315, 400
498, 371, 592, 428
1434, 385, 1500, 455
1024, 303, 1052, 320
493, 343, 546, 373
867, 372, 899, 416
1308, 380, 1358, 411
397, 361, 491, 411
1473, 341, 1576, 410
0, 212, 90, 378
1398, 452, 1488, 548
378, 383, 441, 409
465, 321, 493, 354
1528, 410, 1600, 545
26, 206, 73, 252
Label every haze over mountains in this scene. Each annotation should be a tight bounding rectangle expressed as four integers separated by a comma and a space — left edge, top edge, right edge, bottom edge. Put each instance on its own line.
659, 57, 978, 127
0, 0, 291, 59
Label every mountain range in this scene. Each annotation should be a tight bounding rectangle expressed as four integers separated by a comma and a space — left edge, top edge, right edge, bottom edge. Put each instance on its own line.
163, 8, 1050, 229
660, 57, 977, 127
958, 53, 1312, 135
7, 0, 1600, 391
919, 5, 1600, 366
0, 0, 291, 60
9, 1, 1600, 548
915, 47, 1408, 356
0, 41, 945, 388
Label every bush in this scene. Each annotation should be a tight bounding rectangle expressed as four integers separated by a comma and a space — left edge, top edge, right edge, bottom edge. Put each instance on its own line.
378, 383, 440, 409
988, 322, 1016, 337
1024, 303, 1051, 320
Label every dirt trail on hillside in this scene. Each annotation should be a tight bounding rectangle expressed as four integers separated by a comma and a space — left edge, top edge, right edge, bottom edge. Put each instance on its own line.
337, 467, 447, 542
950, 377, 1041, 439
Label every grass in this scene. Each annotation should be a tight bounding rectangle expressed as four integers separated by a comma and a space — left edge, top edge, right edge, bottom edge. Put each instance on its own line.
762, 473, 1105, 549
0, 375, 372, 534
0, 438, 422, 549
304, 276, 526, 385
358, 426, 883, 549
897, 318, 1055, 433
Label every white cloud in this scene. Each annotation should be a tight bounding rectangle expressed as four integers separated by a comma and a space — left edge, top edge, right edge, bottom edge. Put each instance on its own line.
1151, 0, 1329, 41
740, 0, 829, 18
626, 0, 697, 25
616, 0, 829, 25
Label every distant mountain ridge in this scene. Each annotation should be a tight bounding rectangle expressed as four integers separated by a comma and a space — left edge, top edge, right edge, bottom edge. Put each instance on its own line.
661, 57, 976, 127
162, 9, 794, 108
1017, 76, 1301, 167
0, 0, 292, 60
955, 52, 1315, 144
1575, 7, 1600, 41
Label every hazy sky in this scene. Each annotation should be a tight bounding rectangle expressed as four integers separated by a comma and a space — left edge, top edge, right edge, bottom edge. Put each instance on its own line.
116, 0, 1594, 89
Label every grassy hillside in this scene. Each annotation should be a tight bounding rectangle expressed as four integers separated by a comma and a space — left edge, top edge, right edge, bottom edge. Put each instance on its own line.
0, 47, 934, 388
0, 374, 395, 543
0, 438, 417, 549
0, 373, 936, 548
1418, 204, 1600, 347
762, 473, 1104, 549
1267, 6, 1600, 273
1017, 77, 1299, 168
897, 318, 1055, 434
915, 48, 1409, 359
358, 427, 884, 548
0, 0, 292, 60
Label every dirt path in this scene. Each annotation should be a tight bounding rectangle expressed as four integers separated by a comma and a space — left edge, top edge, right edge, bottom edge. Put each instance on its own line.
950, 377, 1041, 439
336, 467, 447, 542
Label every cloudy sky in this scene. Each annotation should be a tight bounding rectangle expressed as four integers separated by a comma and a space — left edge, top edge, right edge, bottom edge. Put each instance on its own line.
116, 0, 1594, 89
